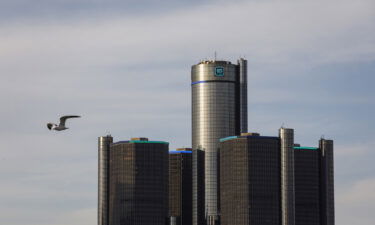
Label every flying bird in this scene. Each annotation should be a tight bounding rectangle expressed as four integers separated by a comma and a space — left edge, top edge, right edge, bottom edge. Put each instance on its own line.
47, 115, 81, 131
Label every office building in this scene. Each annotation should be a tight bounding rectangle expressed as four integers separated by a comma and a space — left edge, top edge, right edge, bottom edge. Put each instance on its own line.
97, 56, 335, 225
191, 58, 248, 225
293, 139, 334, 225
98, 135, 113, 225
294, 146, 320, 225
169, 148, 193, 225
108, 138, 169, 225
192, 149, 205, 225
219, 133, 281, 225
319, 139, 335, 225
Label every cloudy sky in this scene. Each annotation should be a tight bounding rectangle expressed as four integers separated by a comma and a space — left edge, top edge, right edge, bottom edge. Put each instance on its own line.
0, 0, 374, 224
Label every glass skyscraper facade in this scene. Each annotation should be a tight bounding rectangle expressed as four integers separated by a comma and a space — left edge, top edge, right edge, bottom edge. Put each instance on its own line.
191, 59, 248, 225
169, 149, 193, 225
219, 133, 281, 225
108, 139, 169, 225
293, 139, 335, 225
98, 135, 113, 225
96, 57, 335, 225
192, 149, 205, 225
319, 139, 335, 225
294, 147, 321, 225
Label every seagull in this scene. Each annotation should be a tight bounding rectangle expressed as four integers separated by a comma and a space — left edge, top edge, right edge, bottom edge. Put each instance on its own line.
47, 115, 81, 131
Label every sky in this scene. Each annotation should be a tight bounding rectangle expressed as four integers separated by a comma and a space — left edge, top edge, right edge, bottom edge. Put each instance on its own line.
0, 0, 374, 224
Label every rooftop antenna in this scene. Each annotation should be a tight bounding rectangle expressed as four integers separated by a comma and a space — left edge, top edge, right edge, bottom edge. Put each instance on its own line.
280, 123, 285, 128
321, 134, 325, 139
214, 51, 217, 61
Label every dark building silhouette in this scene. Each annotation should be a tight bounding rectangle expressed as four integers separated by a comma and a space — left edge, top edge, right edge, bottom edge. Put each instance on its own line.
108, 138, 169, 225
293, 139, 335, 225
219, 133, 281, 225
169, 148, 193, 225
294, 146, 321, 225
192, 149, 205, 225
319, 139, 335, 225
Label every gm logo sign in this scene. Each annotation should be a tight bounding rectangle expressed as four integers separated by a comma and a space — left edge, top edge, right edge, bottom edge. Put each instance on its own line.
214, 67, 224, 77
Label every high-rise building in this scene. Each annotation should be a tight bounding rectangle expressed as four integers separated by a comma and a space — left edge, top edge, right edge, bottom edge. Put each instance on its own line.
279, 128, 295, 225
98, 135, 113, 225
192, 149, 205, 225
293, 139, 335, 225
294, 146, 321, 225
191, 58, 248, 225
219, 133, 281, 225
319, 139, 335, 225
97, 56, 335, 225
169, 148, 193, 225
108, 138, 169, 225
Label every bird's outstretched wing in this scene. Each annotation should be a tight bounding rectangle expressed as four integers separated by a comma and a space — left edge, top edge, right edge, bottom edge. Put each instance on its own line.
47, 123, 53, 130
59, 115, 80, 126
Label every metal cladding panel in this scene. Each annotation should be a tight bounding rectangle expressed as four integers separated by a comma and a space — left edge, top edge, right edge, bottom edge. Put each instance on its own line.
238, 58, 248, 133
319, 139, 335, 225
279, 128, 295, 225
98, 135, 113, 225
191, 61, 237, 83
192, 61, 238, 223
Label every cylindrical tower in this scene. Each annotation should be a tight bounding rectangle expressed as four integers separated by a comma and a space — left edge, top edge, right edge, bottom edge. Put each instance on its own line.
238, 58, 248, 133
192, 60, 239, 225
98, 135, 113, 225
279, 128, 295, 225
319, 139, 335, 225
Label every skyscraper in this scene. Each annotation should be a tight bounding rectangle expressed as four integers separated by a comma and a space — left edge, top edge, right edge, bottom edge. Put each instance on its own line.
169, 148, 193, 225
192, 149, 205, 225
191, 58, 248, 225
219, 133, 281, 225
293, 139, 335, 225
294, 146, 321, 225
319, 139, 335, 225
97, 56, 335, 225
108, 138, 169, 225
98, 135, 113, 225
279, 128, 295, 225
